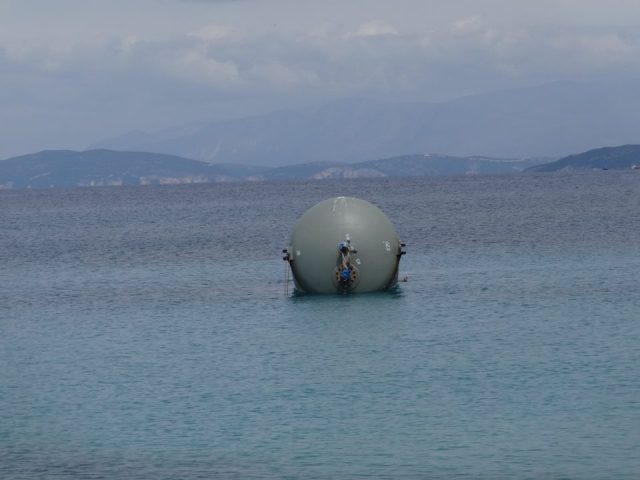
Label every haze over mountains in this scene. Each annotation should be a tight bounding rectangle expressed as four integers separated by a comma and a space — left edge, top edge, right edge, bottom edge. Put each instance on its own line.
527, 145, 640, 172
0, 150, 541, 189
93, 80, 640, 166
2, 144, 639, 189
3, 79, 640, 189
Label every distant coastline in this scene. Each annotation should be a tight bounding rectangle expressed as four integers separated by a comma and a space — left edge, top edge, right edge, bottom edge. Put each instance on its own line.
1, 144, 639, 190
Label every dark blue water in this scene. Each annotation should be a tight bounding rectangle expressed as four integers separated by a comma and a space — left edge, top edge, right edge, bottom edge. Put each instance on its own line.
2, 172, 640, 479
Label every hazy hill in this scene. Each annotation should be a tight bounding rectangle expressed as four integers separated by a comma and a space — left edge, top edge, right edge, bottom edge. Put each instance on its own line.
0, 149, 541, 189
92, 80, 640, 166
356, 154, 540, 177
262, 155, 541, 180
527, 145, 640, 172
0, 149, 266, 189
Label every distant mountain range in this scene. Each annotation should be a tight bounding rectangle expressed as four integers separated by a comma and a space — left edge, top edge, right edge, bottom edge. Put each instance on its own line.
2, 145, 638, 190
0, 150, 265, 189
0, 149, 542, 189
92, 80, 640, 165
527, 145, 640, 172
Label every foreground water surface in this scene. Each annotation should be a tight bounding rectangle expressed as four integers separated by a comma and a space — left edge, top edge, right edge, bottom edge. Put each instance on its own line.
1, 172, 639, 479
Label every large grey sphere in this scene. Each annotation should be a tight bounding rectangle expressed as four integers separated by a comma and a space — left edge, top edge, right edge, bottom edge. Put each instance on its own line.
285, 196, 403, 294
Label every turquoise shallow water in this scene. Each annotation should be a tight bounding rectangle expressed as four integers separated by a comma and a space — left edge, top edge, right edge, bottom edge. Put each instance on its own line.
1, 173, 640, 478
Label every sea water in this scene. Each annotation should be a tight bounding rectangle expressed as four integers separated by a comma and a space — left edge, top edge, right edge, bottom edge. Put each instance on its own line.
1, 172, 639, 479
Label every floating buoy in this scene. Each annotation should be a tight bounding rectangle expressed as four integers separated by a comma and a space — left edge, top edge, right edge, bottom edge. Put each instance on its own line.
283, 197, 405, 294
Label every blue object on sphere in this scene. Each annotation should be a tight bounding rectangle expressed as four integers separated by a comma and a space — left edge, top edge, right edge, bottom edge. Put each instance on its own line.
341, 268, 350, 281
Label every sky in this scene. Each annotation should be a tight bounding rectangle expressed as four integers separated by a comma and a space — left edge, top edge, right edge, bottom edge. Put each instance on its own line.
1, 0, 640, 158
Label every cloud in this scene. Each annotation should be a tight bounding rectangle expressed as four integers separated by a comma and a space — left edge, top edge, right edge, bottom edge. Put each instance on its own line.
167, 49, 242, 87
347, 21, 400, 38
550, 31, 639, 64
188, 24, 234, 41
2, 13, 640, 157
451, 15, 487, 36
4, 19, 640, 95
161, 0, 250, 3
